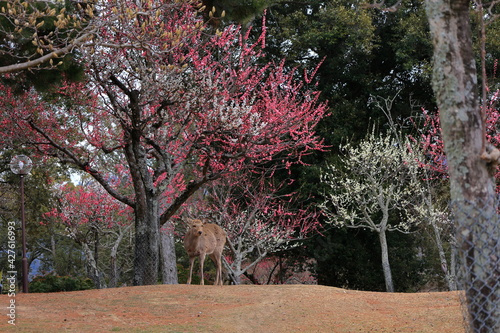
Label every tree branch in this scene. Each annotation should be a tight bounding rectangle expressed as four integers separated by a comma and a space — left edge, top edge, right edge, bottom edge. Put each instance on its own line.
159, 178, 214, 225
28, 121, 135, 208
0, 33, 93, 74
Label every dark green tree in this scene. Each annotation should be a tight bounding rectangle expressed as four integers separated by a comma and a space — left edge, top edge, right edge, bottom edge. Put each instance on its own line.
261, 0, 434, 147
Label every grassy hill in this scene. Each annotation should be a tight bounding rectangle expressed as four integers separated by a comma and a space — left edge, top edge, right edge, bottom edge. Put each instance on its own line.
0, 284, 464, 332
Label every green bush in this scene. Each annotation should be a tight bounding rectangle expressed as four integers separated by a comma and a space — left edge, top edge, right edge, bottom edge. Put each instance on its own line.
177, 262, 218, 285
177, 263, 200, 284
29, 274, 94, 293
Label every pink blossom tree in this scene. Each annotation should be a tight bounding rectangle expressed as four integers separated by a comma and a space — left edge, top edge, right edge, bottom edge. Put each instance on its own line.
413, 79, 499, 293
418, 88, 500, 185
43, 181, 133, 289
241, 257, 317, 285
0, 0, 327, 285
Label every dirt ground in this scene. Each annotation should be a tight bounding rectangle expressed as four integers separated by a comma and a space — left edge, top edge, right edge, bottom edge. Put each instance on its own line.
0, 284, 464, 332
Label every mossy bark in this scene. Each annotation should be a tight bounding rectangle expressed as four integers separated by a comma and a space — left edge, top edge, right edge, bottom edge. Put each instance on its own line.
425, 1, 500, 331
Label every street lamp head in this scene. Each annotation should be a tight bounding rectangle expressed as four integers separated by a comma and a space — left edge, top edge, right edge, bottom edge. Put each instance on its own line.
10, 155, 33, 175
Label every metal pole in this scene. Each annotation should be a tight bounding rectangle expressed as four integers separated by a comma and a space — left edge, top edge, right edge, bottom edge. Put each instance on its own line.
20, 175, 29, 293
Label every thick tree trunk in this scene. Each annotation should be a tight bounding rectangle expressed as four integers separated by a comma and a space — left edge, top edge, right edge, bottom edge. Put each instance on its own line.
160, 222, 178, 284
426, 0, 500, 330
131, 168, 160, 286
378, 230, 394, 292
426, 2, 492, 202
124, 124, 161, 286
133, 204, 160, 286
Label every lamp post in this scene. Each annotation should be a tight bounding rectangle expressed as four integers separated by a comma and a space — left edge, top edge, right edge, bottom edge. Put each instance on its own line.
10, 155, 33, 293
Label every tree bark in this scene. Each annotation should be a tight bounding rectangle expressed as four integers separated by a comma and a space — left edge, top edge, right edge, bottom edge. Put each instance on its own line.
426, 0, 500, 330
109, 256, 118, 288
223, 257, 242, 285
378, 189, 394, 292
109, 225, 131, 288
160, 222, 179, 284
123, 113, 161, 286
128, 163, 160, 286
378, 230, 394, 292
82, 242, 105, 289
431, 219, 457, 291
132, 199, 160, 286
50, 234, 58, 275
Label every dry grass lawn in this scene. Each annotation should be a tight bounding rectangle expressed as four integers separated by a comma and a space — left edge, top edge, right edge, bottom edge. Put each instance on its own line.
0, 284, 465, 332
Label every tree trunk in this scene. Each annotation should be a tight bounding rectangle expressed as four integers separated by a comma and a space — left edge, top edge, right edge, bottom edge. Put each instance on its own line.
431, 219, 456, 291
222, 257, 241, 285
133, 205, 160, 286
50, 233, 58, 275
124, 125, 161, 286
93, 228, 99, 272
82, 242, 105, 289
160, 222, 178, 284
229, 272, 241, 285
378, 229, 394, 292
109, 256, 118, 288
131, 182, 160, 286
426, 0, 500, 330
109, 225, 131, 288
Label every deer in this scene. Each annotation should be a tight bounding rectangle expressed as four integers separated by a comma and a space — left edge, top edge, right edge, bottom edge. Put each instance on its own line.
183, 218, 227, 286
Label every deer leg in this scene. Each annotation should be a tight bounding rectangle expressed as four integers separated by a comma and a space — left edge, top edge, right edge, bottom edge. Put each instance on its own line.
209, 254, 218, 285
215, 257, 222, 285
187, 256, 195, 285
199, 252, 206, 285
210, 253, 222, 286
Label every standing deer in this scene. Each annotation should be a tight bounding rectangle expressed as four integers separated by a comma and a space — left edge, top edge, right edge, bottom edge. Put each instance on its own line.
183, 219, 227, 286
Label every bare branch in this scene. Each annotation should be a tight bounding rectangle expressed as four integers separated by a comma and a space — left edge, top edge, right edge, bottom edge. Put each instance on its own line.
28, 120, 135, 208
362, 0, 402, 12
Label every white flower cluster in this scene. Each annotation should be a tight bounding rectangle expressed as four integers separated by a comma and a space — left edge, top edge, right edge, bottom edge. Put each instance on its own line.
209, 97, 267, 136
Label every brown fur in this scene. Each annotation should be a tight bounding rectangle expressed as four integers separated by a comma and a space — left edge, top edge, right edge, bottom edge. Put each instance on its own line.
183, 219, 226, 286
481, 143, 500, 176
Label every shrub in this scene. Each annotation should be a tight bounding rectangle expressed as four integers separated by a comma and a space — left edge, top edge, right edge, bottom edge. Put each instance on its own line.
29, 274, 94, 293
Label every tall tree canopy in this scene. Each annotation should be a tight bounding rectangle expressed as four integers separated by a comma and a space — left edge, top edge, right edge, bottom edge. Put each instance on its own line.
0, 0, 327, 285
261, 0, 435, 146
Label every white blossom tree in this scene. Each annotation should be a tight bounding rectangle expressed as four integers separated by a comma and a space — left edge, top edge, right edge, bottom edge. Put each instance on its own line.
374, 94, 457, 291
320, 129, 425, 292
